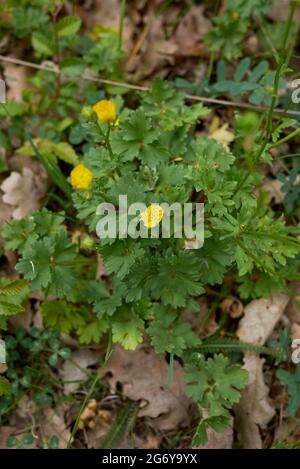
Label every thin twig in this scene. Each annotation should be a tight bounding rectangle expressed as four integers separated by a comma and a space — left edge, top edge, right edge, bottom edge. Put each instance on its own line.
1, 54, 300, 116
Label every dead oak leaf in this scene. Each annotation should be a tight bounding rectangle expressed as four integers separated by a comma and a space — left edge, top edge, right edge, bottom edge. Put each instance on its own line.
1, 167, 48, 219
235, 355, 275, 449
236, 294, 289, 345
103, 345, 191, 431
60, 348, 99, 395
234, 294, 289, 448
173, 5, 211, 56
40, 407, 71, 449
3, 62, 28, 102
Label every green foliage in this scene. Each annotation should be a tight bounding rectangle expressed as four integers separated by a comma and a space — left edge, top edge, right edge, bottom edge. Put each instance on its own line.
1, 0, 300, 446
277, 365, 300, 416
278, 159, 300, 216
184, 353, 248, 446
204, 0, 271, 61
0, 279, 29, 320
211, 58, 286, 106
16, 228, 79, 297
204, 12, 248, 61
148, 306, 200, 356
0, 377, 11, 396
0, 327, 70, 421
227, 0, 271, 19
41, 299, 108, 344
101, 401, 138, 449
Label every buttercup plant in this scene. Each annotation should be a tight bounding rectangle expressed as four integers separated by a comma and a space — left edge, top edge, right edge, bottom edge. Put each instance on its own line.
3, 77, 299, 444
1, 0, 300, 449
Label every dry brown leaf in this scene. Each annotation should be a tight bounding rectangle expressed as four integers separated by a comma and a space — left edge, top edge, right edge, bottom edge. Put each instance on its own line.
9, 309, 33, 332
0, 426, 17, 449
235, 294, 289, 448
0, 198, 13, 231
0, 423, 38, 449
15, 395, 37, 420
142, 432, 161, 449
85, 417, 111, 449
41, 407, 71, 449
286, 283, 300, 324
236, 294, 289, 345
1, 167, 48, 219
3, 62, 27, 102
60, 348, 99, 395
220, 296, 244, 319
173, 5, 211, 56
291, 322, 300, 341
269, 0, 300, 22
261, 179, 285, 204
85, 0, 133, 52
103, 345, 191, 430
96, 253, 108, 278
235, 355, 275, 449
126, 15, 177, 78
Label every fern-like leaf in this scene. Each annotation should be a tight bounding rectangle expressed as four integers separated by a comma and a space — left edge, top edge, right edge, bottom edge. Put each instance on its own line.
101, 401, 137, 449
0, 280, 28, 296
197, 336, 279, 359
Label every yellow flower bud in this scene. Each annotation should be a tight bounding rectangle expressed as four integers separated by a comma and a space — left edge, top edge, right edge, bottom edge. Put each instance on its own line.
81, 235, 95, 249
81, 106, 93, 118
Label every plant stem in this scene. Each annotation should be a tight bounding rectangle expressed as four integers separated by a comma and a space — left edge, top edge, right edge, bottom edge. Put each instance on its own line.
67, 373, 100, 448
97, 121, 114, 158
234, 0, 297, 196
167, 353, 174, 386
118, 0, 126, 51
269, 128, 300, 149
52, 4, 63, 98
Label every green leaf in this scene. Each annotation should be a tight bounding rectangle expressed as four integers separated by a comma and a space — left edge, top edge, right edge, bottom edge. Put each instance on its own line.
31, 32, 55, 56
0, 376, 11, 396
185, 354, 248, 416
234, 57, 251, 81
150, 251, 205, 307
276, 365, 300, 415
61, 58, 85, 76
100, 241, 145, 280
148, 307, 200, 356
50, 142, 79, 166
2, 218, 37, 253
0, 301, 24, 316
112, 307, 144, 350
55, 16, 81, 37
77, 319, 108, 344
37, 140, 79, 166
41, 300, 87, 334
0, 102, 26, 117
16, 229, 78, 297
0, 278, 28, 317
111, 109, 159, 162
0, 280, 28, 297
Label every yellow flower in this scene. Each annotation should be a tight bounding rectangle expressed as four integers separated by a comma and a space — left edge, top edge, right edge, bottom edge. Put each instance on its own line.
140, 204, 164, 228
92, 100, 116, 123
70, 164, 93, 190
